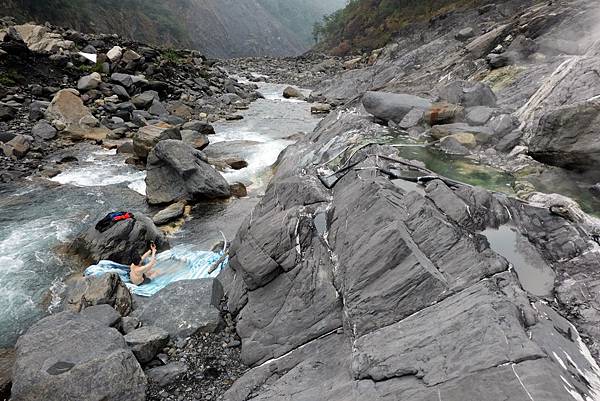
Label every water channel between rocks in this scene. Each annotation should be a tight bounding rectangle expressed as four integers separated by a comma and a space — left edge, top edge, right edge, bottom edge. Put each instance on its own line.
0, 82, 319, 347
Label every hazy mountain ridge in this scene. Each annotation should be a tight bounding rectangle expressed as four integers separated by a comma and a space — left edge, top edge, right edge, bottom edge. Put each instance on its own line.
314, 0, 487, 54
0, 0, 345, 57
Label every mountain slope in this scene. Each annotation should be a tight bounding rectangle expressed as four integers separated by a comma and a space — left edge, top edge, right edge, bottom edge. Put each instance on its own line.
258, 0, 347, 46
315, 0, 486, 54
0, 0, 345, 57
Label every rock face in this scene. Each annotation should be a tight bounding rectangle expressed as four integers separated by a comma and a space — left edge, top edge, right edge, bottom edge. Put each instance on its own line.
362, 91, 431, 123
221, 110, 600, 400
45, 89, 109, 140
133, 279, 223, 339
132, 122, 182, 161
124, 326, 169, 364
145, 139, 231, 205
11, 312, 145, 401
528, 100, 600, 170
70, 213, 169, 264
61, 273, 133, 316
79, 304, 121, 327
438, 80, 497, 107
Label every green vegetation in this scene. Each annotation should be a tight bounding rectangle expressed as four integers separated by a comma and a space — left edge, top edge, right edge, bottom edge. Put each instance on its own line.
78, 62, 104, 74
161, 49, 182, 65
314, 0, 483, 55
0, 68, 24, 85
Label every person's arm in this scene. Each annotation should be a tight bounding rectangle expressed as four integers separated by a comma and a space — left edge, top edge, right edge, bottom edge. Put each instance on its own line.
141, 249, 152, 261
138, 243, 157, 274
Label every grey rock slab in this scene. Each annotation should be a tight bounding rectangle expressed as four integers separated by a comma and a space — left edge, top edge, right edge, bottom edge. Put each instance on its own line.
134, 279, 223, 339
61, 273, 133, 316
79, 304, 121, 327
32, 120, 57, 140
465, 106, 494, 126
11, 312, 145, 401
124, 326, 169, 364
181, 129, 209, 150
236, 234, 342, 366
148, 100, 168, 116
120, 316, 141, 335
131, 90, 159, 109
111, 73, 135, 88
132, 122, 181, 161
438, 80, 497, 107
145, 139, 230, 205
76, 72, 101, 91
152, 201, 186, 225
145, 362, 188, 386
352, 280, 545, 384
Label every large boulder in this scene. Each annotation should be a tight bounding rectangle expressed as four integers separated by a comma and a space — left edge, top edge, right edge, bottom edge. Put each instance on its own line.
70, 212, 169, 264
11, 312, 145, 401
362, 91, 432, 123
438, 80, 497, 108
132, 122, 181, 161
528, 100, 600, 170
12, 24, 75, 53
45, 89, 109, 140
145, 140, 231, 205
283, 86, 305, 99
133, 279, 223, 339
61, 273, 133, 316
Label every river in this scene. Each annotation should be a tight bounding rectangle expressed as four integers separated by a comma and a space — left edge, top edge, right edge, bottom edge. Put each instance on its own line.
0, 82, 320, 347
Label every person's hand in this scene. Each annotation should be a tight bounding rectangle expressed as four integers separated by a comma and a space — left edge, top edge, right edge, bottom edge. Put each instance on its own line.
151, 243, 157, 254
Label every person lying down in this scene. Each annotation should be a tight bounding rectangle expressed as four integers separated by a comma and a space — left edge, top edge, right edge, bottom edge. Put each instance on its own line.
84, 244, 228, 297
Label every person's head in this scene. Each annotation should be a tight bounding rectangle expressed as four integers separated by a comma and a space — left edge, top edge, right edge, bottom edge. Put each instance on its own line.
131, 253, 142, 266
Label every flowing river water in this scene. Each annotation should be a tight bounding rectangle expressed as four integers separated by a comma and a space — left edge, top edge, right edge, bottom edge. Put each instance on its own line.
0, 82, 319, 347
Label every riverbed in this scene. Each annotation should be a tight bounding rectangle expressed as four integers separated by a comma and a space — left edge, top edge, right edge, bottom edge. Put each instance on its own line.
0, 82, 320, 347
